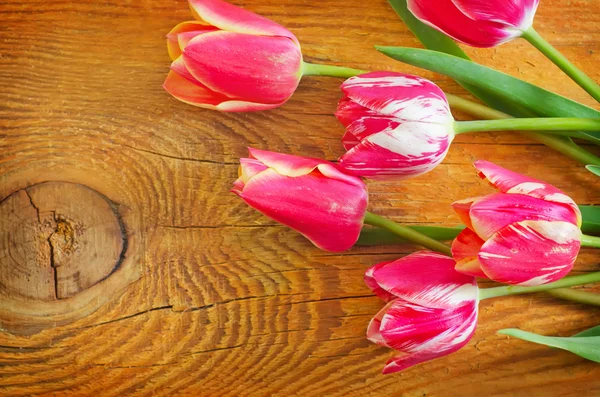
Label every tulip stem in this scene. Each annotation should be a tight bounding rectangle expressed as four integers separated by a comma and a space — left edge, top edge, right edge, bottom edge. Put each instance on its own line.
363, 212, 452, 256
522, 28, 600, 103
581, 234, 600, 248
479, 271, 600, 300
454, 118, 600, 135
301, 62, 366, 79
546, 288, 600, 306
447, 94, 600, 166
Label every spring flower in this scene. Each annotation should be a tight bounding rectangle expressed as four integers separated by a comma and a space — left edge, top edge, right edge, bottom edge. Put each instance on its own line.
335, 71, 455, 180
164, 0, 302, 111
452, 160, 582, 286
232, 148, 368, 252
407, 0, 539, 48
365, 251, 478, 374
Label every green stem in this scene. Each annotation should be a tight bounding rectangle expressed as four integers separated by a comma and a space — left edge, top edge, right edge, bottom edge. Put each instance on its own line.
582, 234, 600, 248
447, 95, 600, 166
301, 62, 366, 78
454, 118, 600, 135
523, 28, 600, 103
547, 288, 600, 306
479, 271, 600, 300
363, 212, 452, 256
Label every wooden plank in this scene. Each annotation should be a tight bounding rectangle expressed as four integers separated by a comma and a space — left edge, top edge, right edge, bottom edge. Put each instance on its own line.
1, 0, 599, 395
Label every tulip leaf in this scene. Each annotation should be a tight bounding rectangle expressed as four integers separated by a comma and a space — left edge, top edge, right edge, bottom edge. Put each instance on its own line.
573, 325, 600, 338
586, 165, 600, 177
498, 328, 600, 363
580, 205, 600, 235
385, 0, 535, 118
376, 47, 600, 142
357, 225, 464, 246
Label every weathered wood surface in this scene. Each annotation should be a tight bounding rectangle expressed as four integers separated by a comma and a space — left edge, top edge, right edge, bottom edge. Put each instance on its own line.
1, 0, 599, 395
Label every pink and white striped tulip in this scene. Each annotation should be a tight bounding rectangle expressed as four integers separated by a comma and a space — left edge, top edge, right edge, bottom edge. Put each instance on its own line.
407, 0, 539, 48
452, 161, 582, 286
164, 0, 302, 111
232, 148, 368, 252
335, 72, 455, 180
365, 251, 478, 374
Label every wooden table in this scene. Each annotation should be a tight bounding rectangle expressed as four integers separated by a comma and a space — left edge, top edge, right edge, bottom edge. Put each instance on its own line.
1, 0, 599, 395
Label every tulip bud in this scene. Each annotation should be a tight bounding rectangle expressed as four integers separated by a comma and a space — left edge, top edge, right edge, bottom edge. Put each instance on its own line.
452, 161, 582, 286
407, 0, 539, 48
365, 251, 478, 374
335, 72, 455, 180
232, 148, 369, 252
164, 0, 303, 111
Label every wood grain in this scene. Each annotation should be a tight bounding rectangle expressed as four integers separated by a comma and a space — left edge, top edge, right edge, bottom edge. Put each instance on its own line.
1, 0, 600, 395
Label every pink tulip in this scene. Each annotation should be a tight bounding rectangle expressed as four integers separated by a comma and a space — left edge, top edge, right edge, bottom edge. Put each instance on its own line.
452, 161, 582, 286
365, 251, 478, 374
232, 148, 368, 252
164, 0, 302, 111
407, 0, 539, 48
335, 72, 455, 180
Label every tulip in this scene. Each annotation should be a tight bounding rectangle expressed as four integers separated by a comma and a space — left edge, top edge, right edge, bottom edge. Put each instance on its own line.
164, 0, 303, 111
407, 0, 539, 48
451, 160, 582, 286
335, 71, 455, 180
365, 251, 478, 374
232, 148, 368, 252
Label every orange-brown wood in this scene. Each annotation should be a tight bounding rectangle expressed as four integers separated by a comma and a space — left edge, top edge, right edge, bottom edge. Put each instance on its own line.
1, 0, 599, 395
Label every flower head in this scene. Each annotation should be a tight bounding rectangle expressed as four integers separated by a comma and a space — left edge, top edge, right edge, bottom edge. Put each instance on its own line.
365, 251, 478, 374
407, 0, 540, 47
232, 148, 368, 252
335, 72, 454, 180
164, 0, 303, 111
452, 161, 582, 286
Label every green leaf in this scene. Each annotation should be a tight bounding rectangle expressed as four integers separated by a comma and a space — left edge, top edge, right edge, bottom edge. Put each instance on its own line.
357, 225, 464, 246
580, 205, 600, 235
498, 328, 600, 363
386, 0, 535, 118
574, 325, 600, 338
377, 47, 600, 119
586, 165, 600, 177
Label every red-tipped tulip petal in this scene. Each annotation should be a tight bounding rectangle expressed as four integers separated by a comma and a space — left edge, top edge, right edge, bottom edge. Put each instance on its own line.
452, 0, 539, 28
474, 160, 581, 226
341, 72, 451, 123
188, 0, 298, 44
470, 192, 580, 240
479, 220, 582, 286
407, 0, 535, 48
339, 122, 452, 180
167, 21, 217, 61
183, 31, 302, 104
163, 70, 230, 108
365, 261, 396, 302
452, 229, 487, 278
369, 251, 478, 309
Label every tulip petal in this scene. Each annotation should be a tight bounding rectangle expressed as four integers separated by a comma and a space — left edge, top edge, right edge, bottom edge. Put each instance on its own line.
343, 117, 402, 151
248, 148, 325, 177
371, 251, 478, 309
335, 96, 377, 127
474, 160, 581, 226
479, 220, 582, 286
338, 122, 451, 180
235, 168, 368, 252
407, 0, 520, 47
341, 72, 452, 123
452, 229, 487, 279
367, 300, 395, 347
240, 158, 269, 183
365, 261, 397, 302
381, 304, 477, 374
188, 0, 299, 44
167, 21, 217, 61
451, 197, 479, 230
183, 31, 302, 104
452, 0, 539, 29
470, 193, 579, 240
163, 70, 231, 108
